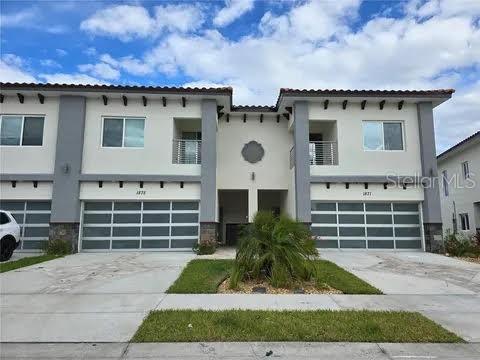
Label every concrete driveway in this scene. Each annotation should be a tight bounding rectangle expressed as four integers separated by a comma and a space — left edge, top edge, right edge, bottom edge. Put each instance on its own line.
321, 251, 480, 295
0, 252, 195, 342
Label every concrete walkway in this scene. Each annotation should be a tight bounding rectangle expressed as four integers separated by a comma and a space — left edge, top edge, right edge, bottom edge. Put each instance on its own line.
156, 293, 480, 342
2, 342, 480, 359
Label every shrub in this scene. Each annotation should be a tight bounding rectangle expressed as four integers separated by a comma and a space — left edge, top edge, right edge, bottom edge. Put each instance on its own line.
229, 211, 318, 289
444, 230, 480, 257
193, 241, 217, 255
42, 238, 71, 256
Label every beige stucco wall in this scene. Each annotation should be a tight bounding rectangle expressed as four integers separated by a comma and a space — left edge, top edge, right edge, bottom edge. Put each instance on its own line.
217, 114, 293, 219
308, 101, 422, 177
81, 97, 201, 176
79, 181, 200, 200
0, 96, 59, 174
311, 183, 424, 202
0, 181, 53, 200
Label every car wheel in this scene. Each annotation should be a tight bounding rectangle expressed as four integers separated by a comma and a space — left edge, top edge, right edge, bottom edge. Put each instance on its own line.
0, 236, 15, 262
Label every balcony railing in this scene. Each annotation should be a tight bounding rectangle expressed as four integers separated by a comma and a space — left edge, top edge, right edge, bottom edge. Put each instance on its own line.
309, 141, 338, 165
172, 139, 201, 164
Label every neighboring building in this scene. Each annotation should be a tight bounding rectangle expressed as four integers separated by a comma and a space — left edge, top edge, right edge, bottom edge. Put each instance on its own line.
0, 83, 453, 252
438, 131, 480, 236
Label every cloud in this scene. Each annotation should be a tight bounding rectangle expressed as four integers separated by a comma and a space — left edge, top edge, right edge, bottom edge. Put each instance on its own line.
213, 0, 255, 27
100, 54, 153, 76
38, 72, 105, 85
0, 8, 68, 33
56, 49, 68, 57
0, 9, 37, 27
434, 81, 480, 153
40, 59, 62, 68
80, 4, 204, 41
0, 56, 36, 83
78, 62, 120, 80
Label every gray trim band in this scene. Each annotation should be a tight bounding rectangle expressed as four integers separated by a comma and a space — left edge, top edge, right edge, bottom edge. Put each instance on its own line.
0, 174, 54, 181
200, 99, 217, 222
417, 102, 442, 224
51, 96, 86, 223
79, 174, 201, 182
293, 101, 311, 222
310, 176, 424, 184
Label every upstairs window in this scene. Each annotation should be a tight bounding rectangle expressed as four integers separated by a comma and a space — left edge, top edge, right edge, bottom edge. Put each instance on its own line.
363, 121, 404, 151
462, 161, 470, 179
102, 117, 145, 148
0, 115, 45, 146
459, 213, 470, 231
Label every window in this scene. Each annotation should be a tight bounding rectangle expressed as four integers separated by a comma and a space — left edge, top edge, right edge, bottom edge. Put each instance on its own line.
102, 117, 144, 148
442, 170, 449, 196
459, 213, 470, 231
0, 115, 45, 146
363, 121, 403, 151
462, 161, 470, 179
0, 212, 10, 225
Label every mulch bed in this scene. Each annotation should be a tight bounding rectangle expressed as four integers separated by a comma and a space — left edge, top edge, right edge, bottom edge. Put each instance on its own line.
217, 277, 342, 294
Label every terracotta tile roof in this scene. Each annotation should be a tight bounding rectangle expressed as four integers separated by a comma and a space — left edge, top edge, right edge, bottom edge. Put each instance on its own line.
279, 88, 455, 97
0, 82, 233, 95
231, 105, 277, 112
437, 131, 480, 160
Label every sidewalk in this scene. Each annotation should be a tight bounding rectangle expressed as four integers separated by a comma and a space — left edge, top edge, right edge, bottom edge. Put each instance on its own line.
156, 294, 480, 342
2, 342, 480, 359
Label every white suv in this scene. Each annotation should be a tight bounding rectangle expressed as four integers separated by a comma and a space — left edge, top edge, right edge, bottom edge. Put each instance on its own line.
0, 210, 21, 261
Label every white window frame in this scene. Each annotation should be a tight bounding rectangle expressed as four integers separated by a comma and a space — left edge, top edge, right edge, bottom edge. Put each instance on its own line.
101, 116, 145, 148
459, 213, 470, 231
462, 161, 470, 179
362, 120, 405, 152
0, 114, 45, 147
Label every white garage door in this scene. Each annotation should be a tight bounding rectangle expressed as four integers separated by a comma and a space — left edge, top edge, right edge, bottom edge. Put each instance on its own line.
311, 202, 423, 249
80, 201, 199, 251
0, 200, 51, 250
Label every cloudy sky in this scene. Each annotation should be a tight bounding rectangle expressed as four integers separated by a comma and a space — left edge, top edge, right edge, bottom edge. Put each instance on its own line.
1, 0, 479, 153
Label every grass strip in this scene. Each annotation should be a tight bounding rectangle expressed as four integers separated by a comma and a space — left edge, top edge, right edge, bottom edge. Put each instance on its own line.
167, 259, 381, 294
0, 254, 62, 273
167, 259, 234, 293
133, 309, 463, 343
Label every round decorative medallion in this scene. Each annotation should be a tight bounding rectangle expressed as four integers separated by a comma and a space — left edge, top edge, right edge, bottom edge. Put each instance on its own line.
241, 141, 265, 164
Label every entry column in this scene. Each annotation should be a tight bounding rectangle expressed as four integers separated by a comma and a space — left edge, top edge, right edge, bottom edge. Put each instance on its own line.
293, 101, 311, 223
417, 101, 443, 252
49, 96, 86, 253
199, 99, 218, 244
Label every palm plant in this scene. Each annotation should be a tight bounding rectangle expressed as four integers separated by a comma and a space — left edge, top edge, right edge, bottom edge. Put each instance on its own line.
229, 211, 319, 289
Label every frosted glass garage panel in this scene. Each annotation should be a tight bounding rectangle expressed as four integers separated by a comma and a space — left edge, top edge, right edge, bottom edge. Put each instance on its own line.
0, 200, 52, 250
311, 201, 422, 250
80, 201, 199, 251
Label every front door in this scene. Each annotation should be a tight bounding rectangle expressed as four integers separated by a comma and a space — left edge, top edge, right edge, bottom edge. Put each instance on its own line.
225, 223, 242, 245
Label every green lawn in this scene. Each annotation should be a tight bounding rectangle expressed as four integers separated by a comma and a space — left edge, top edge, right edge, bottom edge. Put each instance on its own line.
0, 254, 62, 273
132, 310, 463, 343
167, 259, 233, 293
167, 259, 381, 294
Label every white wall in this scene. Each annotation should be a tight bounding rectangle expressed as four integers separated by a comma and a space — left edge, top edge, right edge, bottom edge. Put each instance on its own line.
309, 102, 422, 177
311, 183, 424, 202
0, 181, 53, 200
0, 96, 59, 174
79, 181, 200, 200
217, 115, 293, 219
81, 97, 202, 175
438, 141, 480, 234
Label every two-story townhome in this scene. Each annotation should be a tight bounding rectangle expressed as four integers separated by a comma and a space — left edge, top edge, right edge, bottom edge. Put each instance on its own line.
438, 131, 480, 235
0, 83, 453, 253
